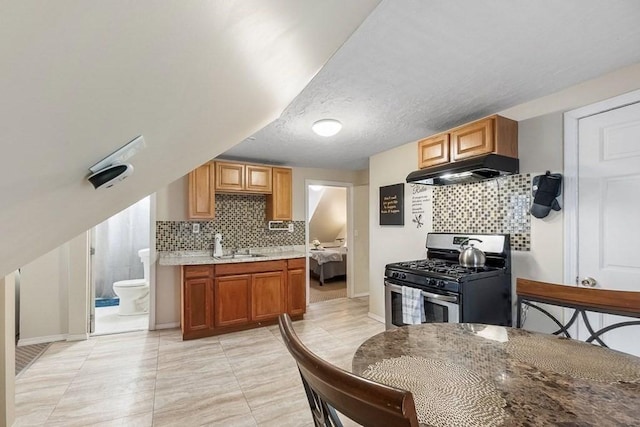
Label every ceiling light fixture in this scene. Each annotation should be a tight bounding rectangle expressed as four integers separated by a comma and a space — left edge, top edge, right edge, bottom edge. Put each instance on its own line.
312, 119, 342, 137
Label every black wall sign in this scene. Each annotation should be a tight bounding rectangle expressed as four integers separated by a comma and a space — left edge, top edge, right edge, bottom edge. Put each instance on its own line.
379, 183, 404, 226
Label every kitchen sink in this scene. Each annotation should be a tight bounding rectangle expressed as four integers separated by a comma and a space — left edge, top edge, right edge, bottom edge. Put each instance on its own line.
215, 253, 266, 260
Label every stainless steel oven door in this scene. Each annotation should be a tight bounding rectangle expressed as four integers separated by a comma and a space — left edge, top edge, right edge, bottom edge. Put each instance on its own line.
385, 281, 459, 329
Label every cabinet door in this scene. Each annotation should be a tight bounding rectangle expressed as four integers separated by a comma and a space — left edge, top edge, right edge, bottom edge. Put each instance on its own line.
188, 162, 215, 219
183, 277, 213, 333
450, 117, 495, 161
418, 133, 450, 168
215, 162, 245, 192
266, 167, 292, 221
245, 165, 273, 193
287, 268, 306, 316
251, 271, 285, 321
215, 274, 251, 327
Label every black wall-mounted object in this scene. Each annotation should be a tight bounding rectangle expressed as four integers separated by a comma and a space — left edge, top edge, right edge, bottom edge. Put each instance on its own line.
530, 171, 562, 218
406, 154, 519, 185
379, 183, 404, 226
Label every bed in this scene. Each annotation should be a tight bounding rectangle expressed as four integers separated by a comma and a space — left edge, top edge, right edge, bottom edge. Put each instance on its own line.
308, 246, 347, 285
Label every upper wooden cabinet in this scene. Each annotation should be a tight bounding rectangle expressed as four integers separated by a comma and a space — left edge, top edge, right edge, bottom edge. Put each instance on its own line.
245, 164, 273, 193
418, 133, 450, 168
450, 115, 517, 161
418, 115, 518, 168
188, 162, 215, 220
215, 161, 273, 193
266, 167, 293, 221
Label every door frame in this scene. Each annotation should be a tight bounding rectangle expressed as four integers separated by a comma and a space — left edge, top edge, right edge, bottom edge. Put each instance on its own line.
305, 179, 354, 304
563, 88, 640, 286
87, 193, 156, 333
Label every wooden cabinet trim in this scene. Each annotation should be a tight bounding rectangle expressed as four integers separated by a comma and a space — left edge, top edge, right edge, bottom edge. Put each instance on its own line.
287, 257, 306, 269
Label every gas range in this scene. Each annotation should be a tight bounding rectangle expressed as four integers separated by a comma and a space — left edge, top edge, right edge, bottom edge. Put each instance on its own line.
384, 233, 512, 328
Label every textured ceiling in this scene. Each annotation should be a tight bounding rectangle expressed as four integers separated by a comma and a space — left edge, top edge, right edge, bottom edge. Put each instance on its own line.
222, 0, 640, 170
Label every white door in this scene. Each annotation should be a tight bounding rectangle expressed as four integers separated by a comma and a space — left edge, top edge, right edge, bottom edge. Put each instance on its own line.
576, 100, 640, 356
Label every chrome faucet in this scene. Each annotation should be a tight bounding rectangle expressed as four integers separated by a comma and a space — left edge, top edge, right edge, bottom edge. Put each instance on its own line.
213, 233, 223, 257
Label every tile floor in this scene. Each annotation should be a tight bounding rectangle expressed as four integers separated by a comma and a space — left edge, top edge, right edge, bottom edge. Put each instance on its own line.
14, 297, 383, 426
94, 306, 149, 335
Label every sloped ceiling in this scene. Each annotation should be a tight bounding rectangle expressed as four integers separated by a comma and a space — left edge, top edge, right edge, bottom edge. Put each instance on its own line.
309, 187, 347, 243
222, 0, 640, 170
0, 1, 380, 276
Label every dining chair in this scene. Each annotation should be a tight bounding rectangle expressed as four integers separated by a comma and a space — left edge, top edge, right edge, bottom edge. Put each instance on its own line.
278, 314, 420, 427
516, 278, 640, 347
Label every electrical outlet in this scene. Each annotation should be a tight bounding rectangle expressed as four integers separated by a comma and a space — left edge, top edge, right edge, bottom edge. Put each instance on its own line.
192, 223, 200, 233
288, 223, 294, 233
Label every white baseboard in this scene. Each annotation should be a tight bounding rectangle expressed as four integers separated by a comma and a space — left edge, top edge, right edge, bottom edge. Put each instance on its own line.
368, 312, 385, 324
155, 322, 180, 330
18, 334, 66, 347
66, 333, 89, 342
352, 292, 369, 298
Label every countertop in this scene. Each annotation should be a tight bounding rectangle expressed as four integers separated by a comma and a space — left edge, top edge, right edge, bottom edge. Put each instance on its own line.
352, 323, 640, 427
158, 246, 306, 266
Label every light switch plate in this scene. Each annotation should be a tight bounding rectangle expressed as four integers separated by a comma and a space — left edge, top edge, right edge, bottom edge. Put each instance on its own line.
288, 223, 294, 232
192, 223, 200, 233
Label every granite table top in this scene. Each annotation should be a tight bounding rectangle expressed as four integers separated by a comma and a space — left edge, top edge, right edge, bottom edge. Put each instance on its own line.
352, 323, 640, 427
158, 248, 306, 266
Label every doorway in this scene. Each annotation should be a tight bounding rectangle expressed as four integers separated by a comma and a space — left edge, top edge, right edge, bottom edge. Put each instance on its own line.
564, 89, 640, 356
90, 196, 151, 335
306, 181, 353, 304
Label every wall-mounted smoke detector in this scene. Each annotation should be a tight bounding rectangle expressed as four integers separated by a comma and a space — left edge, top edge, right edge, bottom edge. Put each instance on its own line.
87, 135, 145, 189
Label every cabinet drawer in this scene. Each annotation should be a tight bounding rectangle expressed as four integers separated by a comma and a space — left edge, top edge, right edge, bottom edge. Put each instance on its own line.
215, 260, 286, 276
287, 257, 306, 269
183, 265, 213, 279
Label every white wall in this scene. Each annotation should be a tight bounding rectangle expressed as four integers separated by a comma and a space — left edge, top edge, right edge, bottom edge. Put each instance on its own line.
353, 185, 370, 296
19, 245, 70, 343
18, 233, 89, 344
368, 142, 434, 319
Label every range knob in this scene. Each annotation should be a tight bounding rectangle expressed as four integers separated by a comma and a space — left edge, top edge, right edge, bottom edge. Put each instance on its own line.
401, 273, 407, 279
436, 280, 445, 288
391, 272, 398, 278
428, 278, 436, 286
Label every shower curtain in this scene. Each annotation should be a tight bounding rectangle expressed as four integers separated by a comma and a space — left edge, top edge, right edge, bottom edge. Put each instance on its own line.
92, 197, 150, 299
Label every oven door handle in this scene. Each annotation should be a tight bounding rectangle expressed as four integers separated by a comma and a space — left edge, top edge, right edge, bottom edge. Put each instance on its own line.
385, 281, 457, 303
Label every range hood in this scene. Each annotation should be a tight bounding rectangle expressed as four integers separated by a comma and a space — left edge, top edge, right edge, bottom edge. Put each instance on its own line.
406, 154, 519, 186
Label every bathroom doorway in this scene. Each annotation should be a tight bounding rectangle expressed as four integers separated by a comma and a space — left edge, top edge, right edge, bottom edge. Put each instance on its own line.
89, 196, 151, 335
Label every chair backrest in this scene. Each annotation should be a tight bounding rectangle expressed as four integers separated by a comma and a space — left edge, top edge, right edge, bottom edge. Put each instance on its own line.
516, 278, 640, 347
278, 314, 419, 427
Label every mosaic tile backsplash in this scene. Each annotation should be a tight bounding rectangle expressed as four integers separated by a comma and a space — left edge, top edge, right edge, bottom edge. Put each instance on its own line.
432, 174, 532, 251
156, 194, 305, 251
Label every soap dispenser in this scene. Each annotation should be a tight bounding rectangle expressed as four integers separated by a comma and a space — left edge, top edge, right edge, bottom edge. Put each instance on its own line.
213, 233, 223, 257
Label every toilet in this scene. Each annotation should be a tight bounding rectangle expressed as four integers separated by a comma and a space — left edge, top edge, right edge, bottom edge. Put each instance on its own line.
113, 248, 150, 316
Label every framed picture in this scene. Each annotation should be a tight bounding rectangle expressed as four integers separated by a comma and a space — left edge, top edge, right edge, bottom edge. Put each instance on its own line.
379, 183, 404, 226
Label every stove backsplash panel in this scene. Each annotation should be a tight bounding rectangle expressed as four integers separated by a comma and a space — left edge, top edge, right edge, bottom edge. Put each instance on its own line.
156, 194, 305, 251
432, 174, 531, 251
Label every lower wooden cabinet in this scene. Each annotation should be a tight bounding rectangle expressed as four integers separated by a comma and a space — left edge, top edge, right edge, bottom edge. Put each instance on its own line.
287, 258, 306, 316
215, 275, 251, 327
181, 266, 214, 339
252, 271, 285, 321
181, 258, 306, 340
